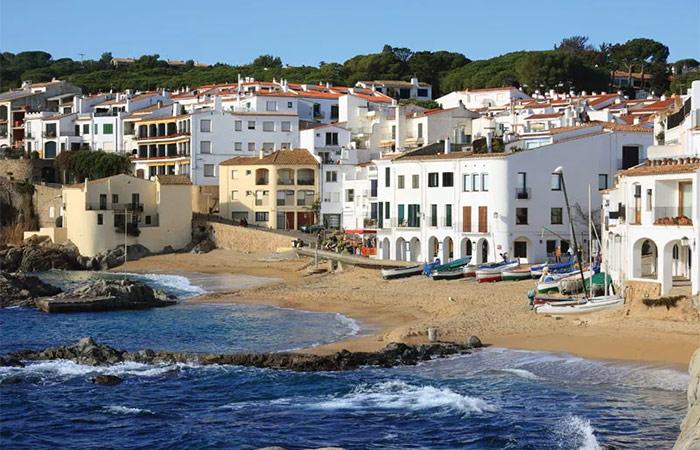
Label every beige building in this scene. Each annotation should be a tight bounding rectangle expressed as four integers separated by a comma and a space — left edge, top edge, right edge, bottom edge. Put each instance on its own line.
29, 174, 193, 256
219, 149, 320, 229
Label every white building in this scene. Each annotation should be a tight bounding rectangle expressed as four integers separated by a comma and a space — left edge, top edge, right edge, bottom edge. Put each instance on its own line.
602, 81, 700, 297
356, 78, 432, 101
374, 125, 653, 264
437, 87, 531, 109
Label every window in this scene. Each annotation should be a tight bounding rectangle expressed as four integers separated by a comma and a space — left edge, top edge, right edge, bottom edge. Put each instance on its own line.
646, 189, 652, 211
326, 171, 338, 182
398, 204, 405, 225
263, 121, 274, 132
370, 179, 378, 197
472, 173, 480, 191
232, 170, 238, 179
266, 101, 277, 111
325, 132, 339, 146
516, 207, 528, 225
281, 121, 291, 132
346, 189, 354, 202
398, 175, 405, 189
145, 216, 152, 225
391, 125, 396, 140
103, 123, 113, 134
248, 121, 255, 130
514, 241, 527, 258
287, 101, 293, 108
551, 207, 563, 225
546, 240, 557, 254
248, 142, 256, 152
551, 173, 562, 190
412, 174, 419, 189
203, 164, 215, 177
94, 124, 98, 135
246, 170, 251, 176
255, 212, 269, 222
112, 194, 118, 204
200, 141, 211, 154
281, 142, 291, 150
428, 172, 439, 187
442, 172, 454, 187
481, 174, 489, 191
417, 123, 423, 138
430, 204, 438, 226
384, 202, 390, 219
262, 142, 274, 151
463, 174, 471, 192
200, 119, 211, 132
385, 167, 390, 187
232, 212, 248, 222
417, 88, 429, 97
598, 174, 608, 191
235, 120, 242, 131
83, 124, 89, 135
231, 191, 238, 200
234, 142, 242, 152
97, 214, 103, 225
445, 204, 452, 227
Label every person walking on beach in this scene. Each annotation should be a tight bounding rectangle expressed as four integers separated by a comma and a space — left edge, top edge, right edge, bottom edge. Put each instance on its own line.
555, 246, 561, 263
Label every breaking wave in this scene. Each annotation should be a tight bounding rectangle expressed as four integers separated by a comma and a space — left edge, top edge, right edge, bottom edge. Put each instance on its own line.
103, 405, 154, 415
562, 415, 601, 450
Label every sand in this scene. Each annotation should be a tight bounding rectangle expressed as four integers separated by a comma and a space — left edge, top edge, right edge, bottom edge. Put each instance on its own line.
120, 249, 700, 367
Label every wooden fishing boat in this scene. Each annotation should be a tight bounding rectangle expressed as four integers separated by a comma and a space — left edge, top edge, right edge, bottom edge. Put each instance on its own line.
432, 256, 472, 274
501, 267, 532, 281
462, 264, 477, 277
530, 260, 574, 278
535, 267, 592, 294
535, 295, 624, 315
432, 268, 465, 281
381, 264, 425, 280
476, 260, 520, 283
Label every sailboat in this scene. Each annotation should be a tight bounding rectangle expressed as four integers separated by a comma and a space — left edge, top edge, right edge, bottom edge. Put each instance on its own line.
535, 174, 623, 316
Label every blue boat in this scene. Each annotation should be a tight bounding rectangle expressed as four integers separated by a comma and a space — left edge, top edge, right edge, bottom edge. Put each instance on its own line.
530, 260, 575, 278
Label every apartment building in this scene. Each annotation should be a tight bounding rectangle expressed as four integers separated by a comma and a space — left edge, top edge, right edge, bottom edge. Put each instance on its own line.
374, 125, 653, 264
356, 78, 432, 101
602, 82, 700, 296
219, 148, 320, 229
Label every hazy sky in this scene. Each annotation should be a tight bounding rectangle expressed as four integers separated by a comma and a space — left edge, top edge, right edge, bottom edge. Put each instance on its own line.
1, 0, 698, 65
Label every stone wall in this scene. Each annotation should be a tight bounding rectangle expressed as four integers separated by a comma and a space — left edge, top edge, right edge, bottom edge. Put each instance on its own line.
0, 159, 57, 183
206, 221, 293, 253
192, 185, 219, 214
673, 347, 700, 449
625, 279, 662, 302
33, 184, 62, 228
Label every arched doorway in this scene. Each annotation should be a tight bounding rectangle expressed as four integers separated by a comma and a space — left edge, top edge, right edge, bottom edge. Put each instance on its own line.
409, 237, 421, 262
40, 166, 56, 183
461, 238, 472, 259
428, 236, 439, 262
396, 237, 406, 261
44, 141, 57, 159
443, 237, 454, 262
633, 238, 657, 279
381, 238, 391, 260
476, 239, 489, 264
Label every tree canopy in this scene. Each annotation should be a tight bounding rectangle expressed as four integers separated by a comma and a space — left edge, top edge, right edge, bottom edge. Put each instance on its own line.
54, 150, 132, 182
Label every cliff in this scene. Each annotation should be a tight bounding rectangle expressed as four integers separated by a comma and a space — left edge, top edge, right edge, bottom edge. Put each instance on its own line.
674, 346, 700, 449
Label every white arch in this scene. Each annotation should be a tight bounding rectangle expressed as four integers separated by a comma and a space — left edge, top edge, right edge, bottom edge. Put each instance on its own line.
460, 238, 473, 259
443, 237, 454, 262
427, 236, 439, 262
396, 237, 406, 261
476, 238, 489, 264
409, 237, 421, 262
381, 238, 391, 260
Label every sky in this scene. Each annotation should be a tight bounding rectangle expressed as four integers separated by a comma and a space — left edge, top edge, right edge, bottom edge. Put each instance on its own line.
1, 0, 698, 66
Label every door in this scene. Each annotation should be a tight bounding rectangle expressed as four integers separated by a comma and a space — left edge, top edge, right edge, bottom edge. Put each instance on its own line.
462, 206, 471, 232
481, 240, 489, 263
622, 146, 639, 169
131, 193, 140, 211
378, 202, 384, 228
99, 194, 107, 210
679, 182, 692, 218
298, 212, 313, 229
285, 212, 295, 230
478, 206, 488, 233
634, 184, 641, 224
44, 141, 57, 159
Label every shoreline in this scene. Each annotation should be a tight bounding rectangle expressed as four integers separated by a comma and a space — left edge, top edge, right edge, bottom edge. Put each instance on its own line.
118, 249, 700, 368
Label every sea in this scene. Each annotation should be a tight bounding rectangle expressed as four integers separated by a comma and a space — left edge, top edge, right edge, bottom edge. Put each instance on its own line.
0, 270, 689, 449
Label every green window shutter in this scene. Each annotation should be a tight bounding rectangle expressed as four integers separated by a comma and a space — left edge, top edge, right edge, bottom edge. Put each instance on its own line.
94, 124, 98, 134
398, 205, 404, 224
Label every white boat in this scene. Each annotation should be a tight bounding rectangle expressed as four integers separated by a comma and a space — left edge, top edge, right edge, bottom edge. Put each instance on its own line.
535, 295, 624, 315
381, 264, 424, 280
475, 260, 520, 282
463, 264, 477, 277
536, 268, 595, 294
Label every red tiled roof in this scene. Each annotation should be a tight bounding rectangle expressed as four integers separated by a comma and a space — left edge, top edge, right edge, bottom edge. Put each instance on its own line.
618, 157, 700, 176
525, 113, 563, 120
220, 148, 319, 166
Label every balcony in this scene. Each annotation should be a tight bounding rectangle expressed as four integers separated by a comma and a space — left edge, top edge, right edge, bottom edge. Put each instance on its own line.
85, 203, 144, 212
388, 217, 421, 228
653, 206, 693, 226
515, 188, 531, 200
42, 131, 57, 138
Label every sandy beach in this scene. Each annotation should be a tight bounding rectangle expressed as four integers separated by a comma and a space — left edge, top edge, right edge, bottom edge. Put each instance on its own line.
121, 249, 700, 367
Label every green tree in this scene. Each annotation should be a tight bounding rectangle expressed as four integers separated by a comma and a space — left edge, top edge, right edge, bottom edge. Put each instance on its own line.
252, 54, 282, 68
625, 38, 669, 91
54, 150, 132, 181
673, 58, 700, 75
555, 36, 594, 53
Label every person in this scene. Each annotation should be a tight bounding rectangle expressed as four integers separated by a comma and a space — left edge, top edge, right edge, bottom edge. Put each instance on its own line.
555, 246, 562, 263
567, 245, 575, 260
240, 217, 248, 228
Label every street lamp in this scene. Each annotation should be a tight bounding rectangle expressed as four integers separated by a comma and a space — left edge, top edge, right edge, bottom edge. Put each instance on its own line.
554, 166, 589, 298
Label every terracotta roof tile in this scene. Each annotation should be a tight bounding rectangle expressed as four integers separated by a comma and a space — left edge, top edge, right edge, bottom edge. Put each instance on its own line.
220, 148, 319, 166
618, 157, 700, 177
156, 174, 192, 185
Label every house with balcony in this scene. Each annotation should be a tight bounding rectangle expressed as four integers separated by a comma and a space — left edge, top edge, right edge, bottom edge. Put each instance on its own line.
374, 125, 652, 264
356, 78, 432, 101
27, 174, 193, 256
602, 80, 700, 297
219, 148, 320, 229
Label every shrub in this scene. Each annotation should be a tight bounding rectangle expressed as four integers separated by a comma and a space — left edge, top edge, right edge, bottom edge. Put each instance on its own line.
642, 295, 683, 310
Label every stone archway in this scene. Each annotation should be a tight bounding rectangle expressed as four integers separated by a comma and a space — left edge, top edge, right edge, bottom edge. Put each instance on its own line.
381, 237, 391, 260
460, 238, 472, 259
633, 238, 658, 279
443, 237, 454, 262
396, 237, 406, 261
409, 237, 421, 262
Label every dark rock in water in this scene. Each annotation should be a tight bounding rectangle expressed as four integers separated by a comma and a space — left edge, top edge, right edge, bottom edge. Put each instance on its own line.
2, 377, 23, 385
0, 356, 25, 368
91, 375, 123, 386
36, 279, 177, 313
465, 336, 483, 348
0, 271, 62, 308
0, 242, 81, 272
7, 337, 479, 372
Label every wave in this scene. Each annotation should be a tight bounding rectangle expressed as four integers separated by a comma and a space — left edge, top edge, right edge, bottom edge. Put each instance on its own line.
312, 380, 496, 415
500, 368, 544, 381
103, 405, 154, 415
562, 415, 601, 450
0, 360, 186, 379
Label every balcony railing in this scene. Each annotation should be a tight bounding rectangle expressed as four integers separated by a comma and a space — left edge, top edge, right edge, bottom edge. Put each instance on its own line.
277, 179, 294, 185
297, 179, 315, 186
654, 206, 693, 225
387, 217, 421, 228
515, 188, 531, 199
85, 203, 144, 212
42, 131, 57, 138
255, 178, 269, 186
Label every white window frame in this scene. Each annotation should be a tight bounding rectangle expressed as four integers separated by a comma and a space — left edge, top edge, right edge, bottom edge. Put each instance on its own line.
203, 164, 215, 177
200, 119, 211, 132
200, 140, 212, 154
262, 121, 275, 132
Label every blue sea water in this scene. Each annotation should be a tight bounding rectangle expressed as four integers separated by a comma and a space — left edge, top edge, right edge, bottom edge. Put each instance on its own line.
0, 271, 689, 449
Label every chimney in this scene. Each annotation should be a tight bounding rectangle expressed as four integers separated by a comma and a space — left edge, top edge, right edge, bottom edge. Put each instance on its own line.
411, 77, 419, 86
444, 137, 451, 154
259, 149, 265, 159
213, 96, 222, 112
458, 99, 465, 109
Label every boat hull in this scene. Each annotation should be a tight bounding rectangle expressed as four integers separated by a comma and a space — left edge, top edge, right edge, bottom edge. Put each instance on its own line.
381, 265, 423, 280
501, 270, 531, 281
433, 270, 465, 281
535, 296, 624, 316
463, 266, 476, 277
476, 272, 502, 282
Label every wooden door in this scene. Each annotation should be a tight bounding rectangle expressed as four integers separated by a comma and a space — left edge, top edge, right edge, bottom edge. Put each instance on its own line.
679, 182, 692, 218
285, 212, 295, 230
635, 196, 641, 224
297, 212, 313, 229
462, 206, 471, 232
478, 206, 487, 233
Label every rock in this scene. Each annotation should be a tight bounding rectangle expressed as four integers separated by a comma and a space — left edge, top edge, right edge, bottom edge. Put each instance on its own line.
91, 375, 123, 386
673, 347, 700, 449
0, 356, 25, 368
16, 244, 81, 272
61, 239, 79, 253
465, 336, 483, 348
0, 247, 24, 272
0, 271, 62, 308
126, 244, 151, 261
23, 234, 51, 247
2, 377, 23, 384
161, 245, 175, 254
191, 239, 215, 254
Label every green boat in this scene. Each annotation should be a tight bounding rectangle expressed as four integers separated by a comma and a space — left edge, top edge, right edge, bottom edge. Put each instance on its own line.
501, 268, 531, 281
433, 256, 472, 274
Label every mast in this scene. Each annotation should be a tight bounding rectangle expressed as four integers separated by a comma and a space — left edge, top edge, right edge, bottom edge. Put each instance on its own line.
555, 167, 589, 298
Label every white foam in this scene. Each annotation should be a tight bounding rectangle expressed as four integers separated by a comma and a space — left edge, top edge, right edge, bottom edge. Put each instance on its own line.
4, 360, 184, 378
501, 368, 543, 381
103, 405, 154, 415
334, 313, 361, 337
313, 380, 496, 415
563, 415, 601, 450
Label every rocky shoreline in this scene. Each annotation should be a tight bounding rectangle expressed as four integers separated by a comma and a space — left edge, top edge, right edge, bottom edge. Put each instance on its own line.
2, 336, 483, 373
673, 347, 700, 450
